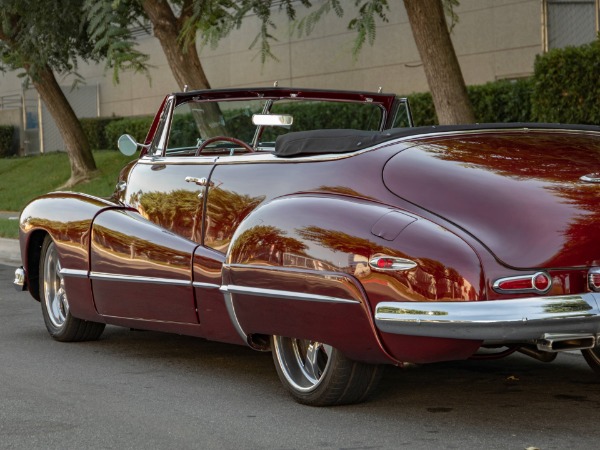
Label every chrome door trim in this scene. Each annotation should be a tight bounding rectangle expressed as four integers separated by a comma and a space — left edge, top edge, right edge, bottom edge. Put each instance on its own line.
89, 272, 191, 286
222, 284, 360, 304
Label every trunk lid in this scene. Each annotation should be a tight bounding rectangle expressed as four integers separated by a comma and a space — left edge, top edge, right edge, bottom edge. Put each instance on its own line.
383, 129, 600, 269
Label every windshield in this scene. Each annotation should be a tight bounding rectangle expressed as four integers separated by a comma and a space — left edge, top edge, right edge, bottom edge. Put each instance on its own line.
165, 98, 388, 155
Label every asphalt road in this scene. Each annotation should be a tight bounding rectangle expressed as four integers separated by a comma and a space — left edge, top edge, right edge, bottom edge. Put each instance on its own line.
2, 263, 600, 449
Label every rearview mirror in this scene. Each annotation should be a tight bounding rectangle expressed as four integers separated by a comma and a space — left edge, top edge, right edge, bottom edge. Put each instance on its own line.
118, 134, 139, 156
252, 114, 293, 127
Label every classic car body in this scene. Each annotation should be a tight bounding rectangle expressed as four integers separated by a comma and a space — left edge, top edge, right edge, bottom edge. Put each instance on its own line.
14, 87, 600, 405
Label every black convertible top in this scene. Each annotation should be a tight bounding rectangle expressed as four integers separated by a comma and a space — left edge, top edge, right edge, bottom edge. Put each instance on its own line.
273, 123, 600, 157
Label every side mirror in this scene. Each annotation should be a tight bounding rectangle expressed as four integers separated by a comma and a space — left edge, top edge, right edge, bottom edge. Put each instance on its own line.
252, 114, 293, 127
118, 134, 139, 156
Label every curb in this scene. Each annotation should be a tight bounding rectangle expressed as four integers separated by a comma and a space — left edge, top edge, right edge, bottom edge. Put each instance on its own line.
0, 237, 20, 267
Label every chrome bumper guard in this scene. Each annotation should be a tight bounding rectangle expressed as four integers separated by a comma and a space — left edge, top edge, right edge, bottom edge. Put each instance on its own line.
375, 294, 600, 342
13, 266, 26, 292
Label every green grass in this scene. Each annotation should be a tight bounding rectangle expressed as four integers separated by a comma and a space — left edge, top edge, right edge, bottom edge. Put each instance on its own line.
0, 218, 19, 239
0, 150, 136, 238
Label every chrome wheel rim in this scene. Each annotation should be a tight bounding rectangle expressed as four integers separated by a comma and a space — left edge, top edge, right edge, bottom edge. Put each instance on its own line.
273, 336, 332, 392
43, 242, 69, 328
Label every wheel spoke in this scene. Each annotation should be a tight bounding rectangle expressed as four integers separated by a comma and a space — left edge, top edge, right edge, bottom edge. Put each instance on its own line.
304, 342, 322, 380
43, 242, 68, 328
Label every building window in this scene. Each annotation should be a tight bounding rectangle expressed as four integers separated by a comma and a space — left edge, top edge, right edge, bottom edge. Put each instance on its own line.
542, 0, 600, 51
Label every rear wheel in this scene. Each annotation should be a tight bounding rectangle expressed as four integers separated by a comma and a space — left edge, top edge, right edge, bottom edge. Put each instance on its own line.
40, 236, 105, 342
582, 347, 600, 374
271, 335, 383, 406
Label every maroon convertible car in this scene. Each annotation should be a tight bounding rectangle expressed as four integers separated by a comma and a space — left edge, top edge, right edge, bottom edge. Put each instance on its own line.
14, 87, 600, 405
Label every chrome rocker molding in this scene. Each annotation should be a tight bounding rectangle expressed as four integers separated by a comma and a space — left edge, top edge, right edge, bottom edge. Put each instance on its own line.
222, 284, 360, 304
375, 294, 600, 341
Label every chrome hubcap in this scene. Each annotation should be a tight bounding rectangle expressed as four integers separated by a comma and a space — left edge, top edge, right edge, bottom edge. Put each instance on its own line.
273, 336, 333, 392
43, 243, 69, 328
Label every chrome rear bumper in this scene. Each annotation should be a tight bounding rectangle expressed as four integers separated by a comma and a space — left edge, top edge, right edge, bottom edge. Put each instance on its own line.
374, 294, 600, 342
14, 266, 26, 291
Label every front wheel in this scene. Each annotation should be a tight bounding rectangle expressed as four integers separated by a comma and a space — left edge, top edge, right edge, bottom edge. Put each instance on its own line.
271, 335, 383, 406
40, 236, 105, 342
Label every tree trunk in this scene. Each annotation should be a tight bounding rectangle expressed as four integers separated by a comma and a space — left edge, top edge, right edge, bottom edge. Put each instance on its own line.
142, 0, 228, 138
403, 0, 475, 125
142, 0, 211, 91
32, 65, 98, 187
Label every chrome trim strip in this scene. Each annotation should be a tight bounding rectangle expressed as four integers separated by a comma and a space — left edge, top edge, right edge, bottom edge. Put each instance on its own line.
192, 281, 221, 290
223, 284, 360, 304
89, 272, 191, 286
581, 173, 600, 183
60, 268, 89, 279
375, 294, 600, 341
219, 286, 249, 344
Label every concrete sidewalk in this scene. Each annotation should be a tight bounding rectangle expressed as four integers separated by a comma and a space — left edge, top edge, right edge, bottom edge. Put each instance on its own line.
0, 211, 21, 266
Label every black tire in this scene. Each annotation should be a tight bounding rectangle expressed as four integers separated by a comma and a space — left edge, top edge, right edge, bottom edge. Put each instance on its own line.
582, 347, 600, 375
39, 236, 105, 342
271, 335, 384, 406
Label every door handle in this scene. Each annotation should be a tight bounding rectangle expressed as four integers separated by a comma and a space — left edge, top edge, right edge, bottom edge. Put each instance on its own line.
185, 176, 208, 186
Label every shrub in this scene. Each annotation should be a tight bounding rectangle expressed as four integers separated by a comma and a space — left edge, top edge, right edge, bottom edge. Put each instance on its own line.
104, 116, 154, 148
532, 37, 600, 124
0, 125, 17, 158
80, 117, 120, 150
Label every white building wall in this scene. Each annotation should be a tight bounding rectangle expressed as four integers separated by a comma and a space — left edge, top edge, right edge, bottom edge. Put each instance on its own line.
0, 0, 542, 120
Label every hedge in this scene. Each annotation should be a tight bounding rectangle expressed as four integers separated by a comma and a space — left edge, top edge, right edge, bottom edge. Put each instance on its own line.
80, 117, 120, 150
0, 125, 17, 158
406, 78, 534, 126
104, 116, 154, 148
532, 37, 600, 125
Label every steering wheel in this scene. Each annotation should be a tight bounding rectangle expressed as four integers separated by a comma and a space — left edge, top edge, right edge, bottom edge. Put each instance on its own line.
195, 136, 254, 156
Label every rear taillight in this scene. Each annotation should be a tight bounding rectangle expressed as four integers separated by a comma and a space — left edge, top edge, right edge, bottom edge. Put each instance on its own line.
493, 272, 552, 294
589, 268, 600, 292
369, 255, 417, 271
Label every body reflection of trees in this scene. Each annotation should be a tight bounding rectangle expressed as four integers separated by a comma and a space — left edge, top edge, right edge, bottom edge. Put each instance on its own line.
205, 187, 265, 250
133, 190, 202, 242
427, 133, 600, 266
296, 226, 475, 300
230, 225, 308, 265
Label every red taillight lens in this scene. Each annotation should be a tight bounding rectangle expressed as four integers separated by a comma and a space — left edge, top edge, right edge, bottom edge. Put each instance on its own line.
589, 269, 600, 292
377, 258, 394, 269
533, 273, 551, 291
493, 272, 551, 294
369, 255, 417, 271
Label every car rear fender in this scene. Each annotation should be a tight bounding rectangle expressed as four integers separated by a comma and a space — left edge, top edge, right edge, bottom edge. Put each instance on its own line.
223, 194, 484, 364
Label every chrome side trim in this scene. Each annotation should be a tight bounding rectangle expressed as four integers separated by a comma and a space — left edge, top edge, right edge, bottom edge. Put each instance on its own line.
375, 294, 600, 341
219, 286, 249, 344
222, 284, 360, 304
89, 272, 191, 286
60, 268, 89, 279
13, 266, 26, 292
192, 281, 221, 290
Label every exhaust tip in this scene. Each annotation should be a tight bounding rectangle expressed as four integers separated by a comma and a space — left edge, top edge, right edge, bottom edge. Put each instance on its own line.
536, 333, 596, 352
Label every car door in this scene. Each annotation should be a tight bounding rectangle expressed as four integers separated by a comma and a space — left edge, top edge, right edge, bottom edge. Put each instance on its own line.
90, 99, 214, 324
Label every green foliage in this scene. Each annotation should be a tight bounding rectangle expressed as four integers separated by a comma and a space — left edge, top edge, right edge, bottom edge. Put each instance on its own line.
104, 116, 154, 147
407, 78, 534, 126
80, 117, 121, 150
0, 126, 17, 158
532, 38, 600, 125
469, 79, 533, 123
407, 93, 437, 126
0, 0, 98, 81
84, 0, 150, 83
